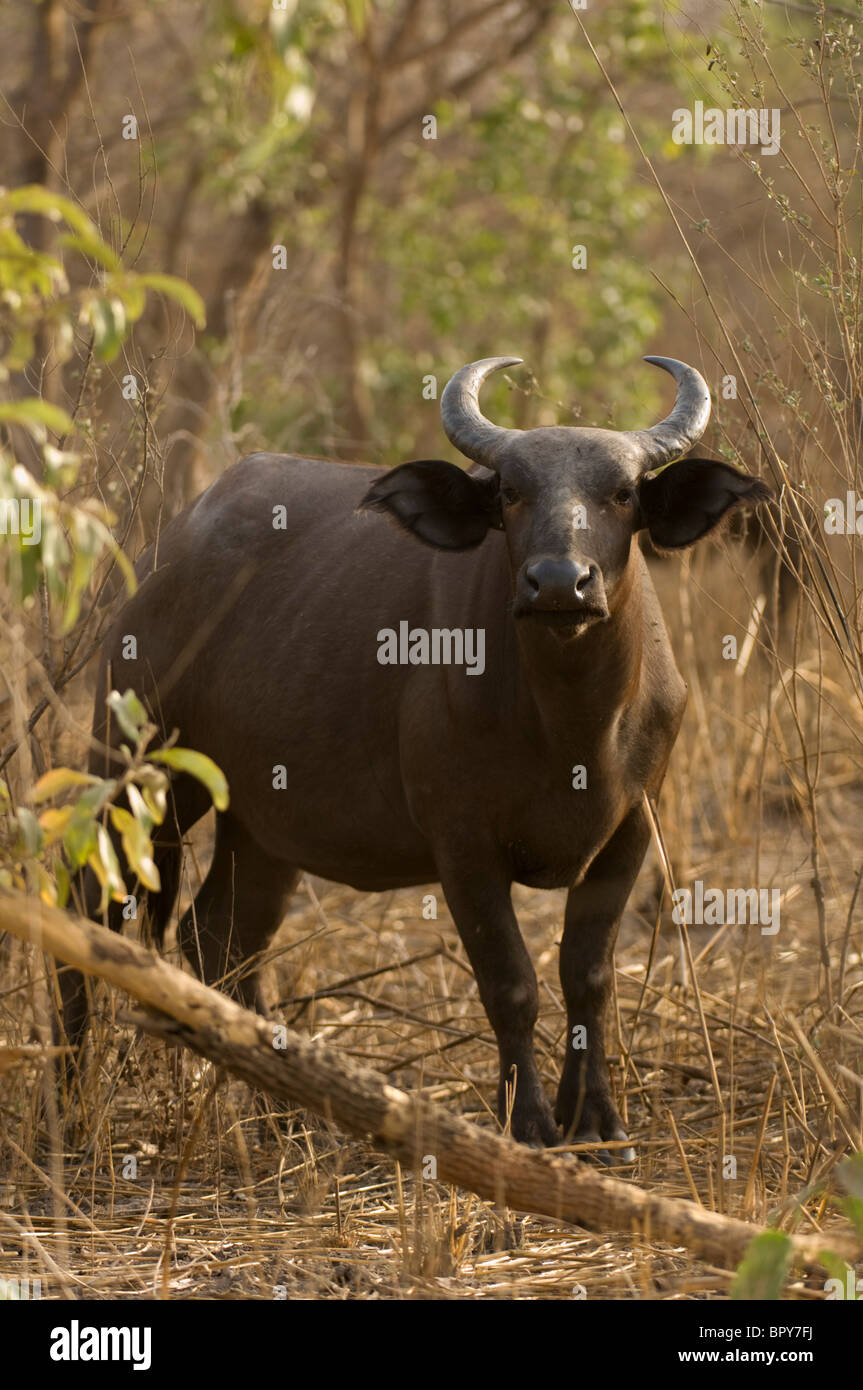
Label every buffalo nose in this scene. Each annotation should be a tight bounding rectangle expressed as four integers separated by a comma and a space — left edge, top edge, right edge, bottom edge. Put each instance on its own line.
524, 557, 601, 609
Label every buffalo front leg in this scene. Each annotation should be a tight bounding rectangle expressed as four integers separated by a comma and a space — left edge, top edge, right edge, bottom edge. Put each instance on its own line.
555, 805, 651, 1163
441, 865, 558, 1147
176, 814, 299, 1134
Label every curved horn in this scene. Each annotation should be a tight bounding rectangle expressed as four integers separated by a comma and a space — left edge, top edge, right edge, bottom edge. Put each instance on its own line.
440, 356, 523, 469
630, 356, 711, 468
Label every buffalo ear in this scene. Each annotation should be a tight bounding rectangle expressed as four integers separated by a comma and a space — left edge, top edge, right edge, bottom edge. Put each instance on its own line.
358, 459, 501, 550
638, 458, 773, 550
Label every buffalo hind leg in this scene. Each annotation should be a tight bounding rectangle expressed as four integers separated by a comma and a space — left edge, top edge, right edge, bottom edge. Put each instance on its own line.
57, 773, 210, 1082
555, 805, 651, 1164
441, 858, 558, 1148
56, 862, 116, 1081
176, 813, 297, 1013
56, 836, 186, 1113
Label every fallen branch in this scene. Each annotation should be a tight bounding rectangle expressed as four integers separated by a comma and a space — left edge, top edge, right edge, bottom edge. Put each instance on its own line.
2, 891, 856, 1273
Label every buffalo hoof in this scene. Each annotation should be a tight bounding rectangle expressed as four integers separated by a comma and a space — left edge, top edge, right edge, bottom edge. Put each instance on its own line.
509, 1104, 561, 1149
555, 1090, 635, 1164
568, 1127, 636, 1166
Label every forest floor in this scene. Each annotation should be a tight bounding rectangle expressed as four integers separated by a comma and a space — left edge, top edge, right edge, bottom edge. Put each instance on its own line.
3, 789, 861, 1300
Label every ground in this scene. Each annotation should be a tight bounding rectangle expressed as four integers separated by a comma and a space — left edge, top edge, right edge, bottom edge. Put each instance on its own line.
2, 799, 860, 1299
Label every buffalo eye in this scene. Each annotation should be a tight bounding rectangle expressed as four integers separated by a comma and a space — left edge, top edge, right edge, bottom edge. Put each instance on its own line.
501, 486, 522, 507
611, 487, 635, 508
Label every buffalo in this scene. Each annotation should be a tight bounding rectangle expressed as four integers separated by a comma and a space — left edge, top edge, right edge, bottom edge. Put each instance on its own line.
63, 355, 771, 1153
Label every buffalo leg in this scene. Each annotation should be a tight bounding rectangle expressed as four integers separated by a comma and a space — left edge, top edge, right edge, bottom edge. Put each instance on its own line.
555, 804, 650, 1162
57, 773, 209, 1070
176, 813, 297, 1012
56, 861, 114, 1065
441, 864, 558, 1147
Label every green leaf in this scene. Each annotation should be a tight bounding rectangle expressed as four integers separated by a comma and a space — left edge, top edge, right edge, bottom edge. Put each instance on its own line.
15, 807, 43, 857
30, 768, 102, 803
56, 231, 120, 272
731, 1231, 792, 1301
2, 186, 96, 239
0, 399, 74, 436
117, 281, 146, 324
126, 782, 156, 834
108, 805, 160, 891
61, 781, 116, 869
88, 297, 127, 361
39, 806, 74, 845
106, 689, 149, 743
88, 824, 126, 904
136, 766, 168, 825
150, 747, 229, 811
138, 273, 205, 327
62, 810, 98, 871
5, 327, 35, 371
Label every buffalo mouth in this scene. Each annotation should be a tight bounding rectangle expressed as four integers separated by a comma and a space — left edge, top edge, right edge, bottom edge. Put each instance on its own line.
516, 606, 609, 635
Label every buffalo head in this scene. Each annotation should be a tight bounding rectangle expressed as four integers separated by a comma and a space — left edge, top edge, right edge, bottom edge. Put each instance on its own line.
361, 356, 772, 638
